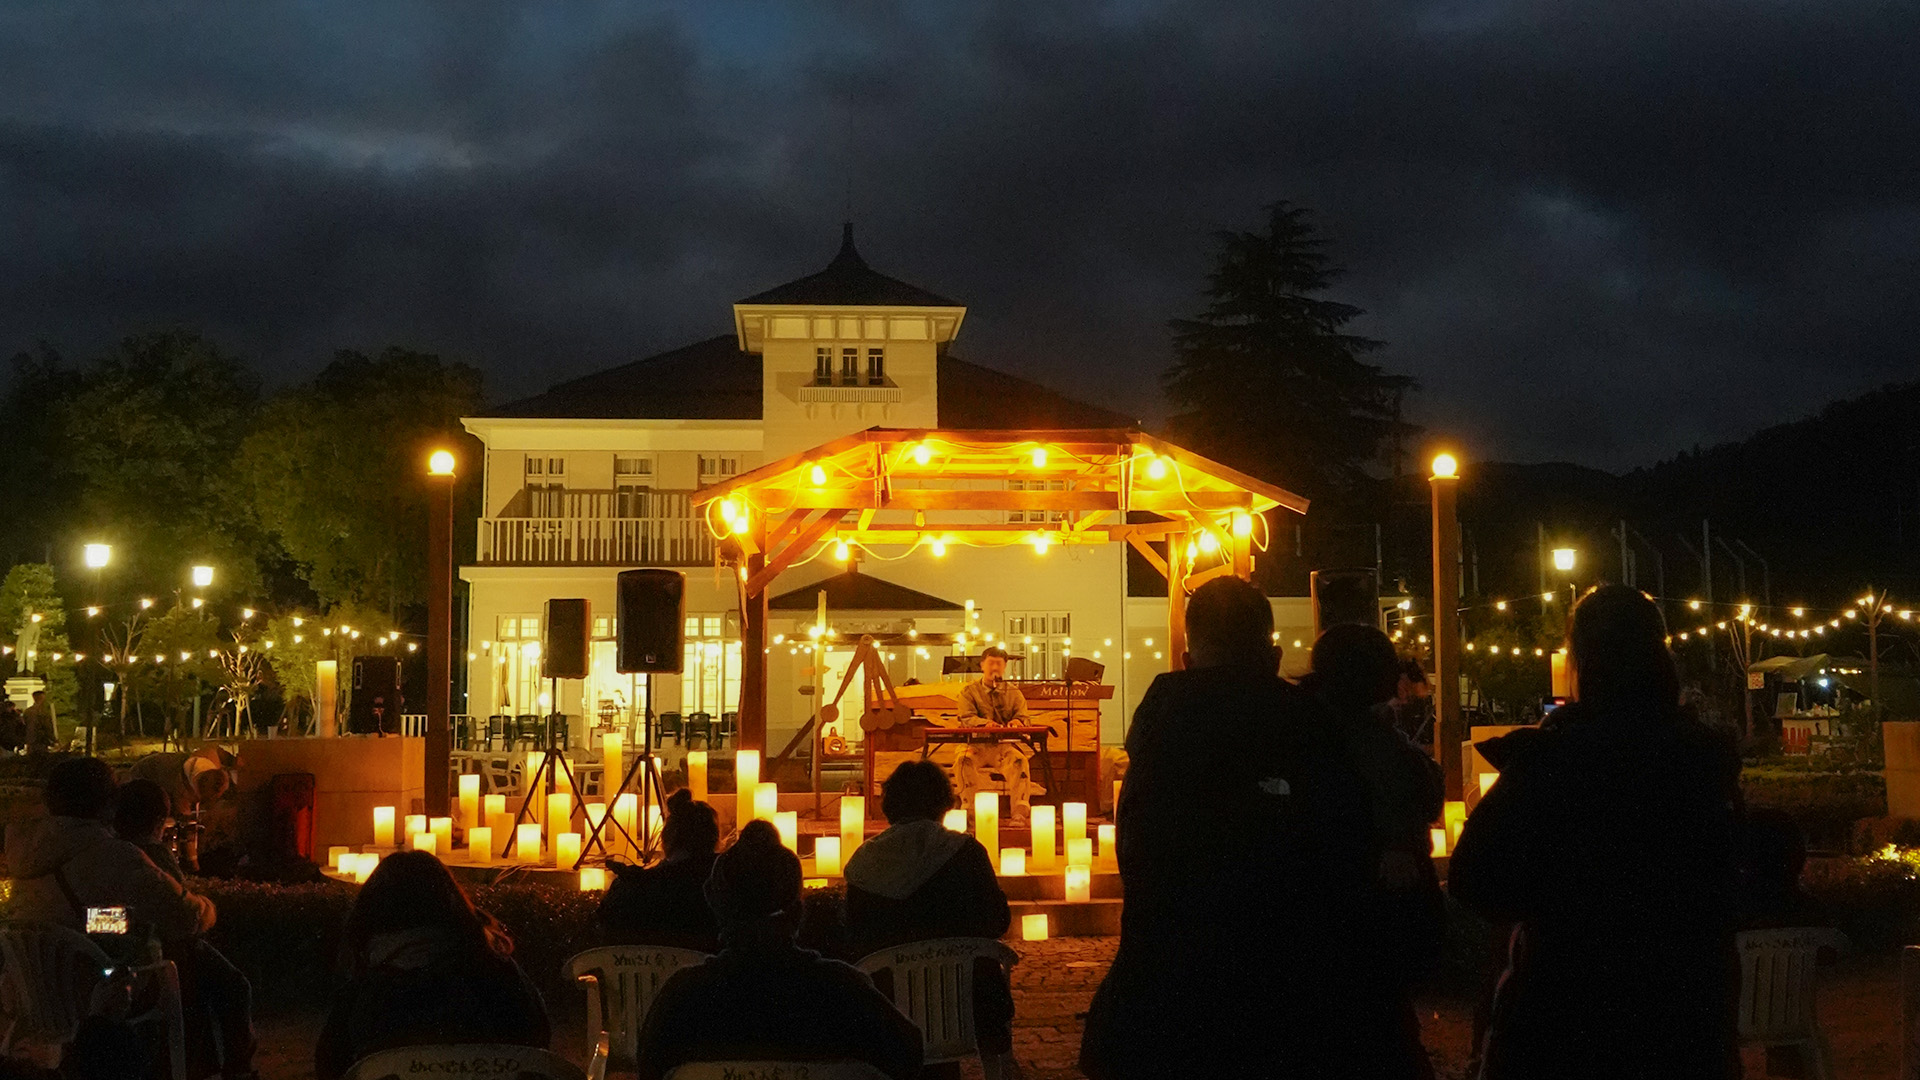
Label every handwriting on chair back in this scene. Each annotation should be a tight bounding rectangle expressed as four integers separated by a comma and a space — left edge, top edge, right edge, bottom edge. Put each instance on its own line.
888, 942, 975, 968
391, 1054, 533, 1075
611, 950, 694, 970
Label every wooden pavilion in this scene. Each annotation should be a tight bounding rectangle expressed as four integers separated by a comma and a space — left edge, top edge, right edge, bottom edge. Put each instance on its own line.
692, 427, 1309, 752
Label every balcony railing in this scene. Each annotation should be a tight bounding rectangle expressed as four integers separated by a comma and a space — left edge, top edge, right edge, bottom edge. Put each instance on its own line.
476, 495, 713, 566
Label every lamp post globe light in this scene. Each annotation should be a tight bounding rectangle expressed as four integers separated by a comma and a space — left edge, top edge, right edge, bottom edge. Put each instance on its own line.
424, 448, 456, 815
1428, 450, 1463, 799
84, 543, 111, 570
191, 565, 214, 589
1552, 547, 1577, 573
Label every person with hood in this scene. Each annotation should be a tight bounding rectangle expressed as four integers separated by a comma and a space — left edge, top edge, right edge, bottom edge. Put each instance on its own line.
598, 788, 722, 950
844, 760, 1012, 1078
6, 757, 215, 947
633, 820, 923, 1080
1449, 584, 1743, 1080
1079, 577, 1376, 1080
314, 851, 549, 1080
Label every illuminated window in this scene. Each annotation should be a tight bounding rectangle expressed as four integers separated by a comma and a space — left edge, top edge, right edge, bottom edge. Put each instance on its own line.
615, 456, 653, 517
1008, 479, 1068, 524
1004, 612, 1071, 680
699, 456, 738, 480
680, 614, 741, 715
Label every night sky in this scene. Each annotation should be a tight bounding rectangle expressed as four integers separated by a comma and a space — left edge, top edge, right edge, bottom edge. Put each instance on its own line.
3, 1, 1915, 470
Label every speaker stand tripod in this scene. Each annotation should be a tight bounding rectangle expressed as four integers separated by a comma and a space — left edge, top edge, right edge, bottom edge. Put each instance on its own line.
581, 673, 665, 866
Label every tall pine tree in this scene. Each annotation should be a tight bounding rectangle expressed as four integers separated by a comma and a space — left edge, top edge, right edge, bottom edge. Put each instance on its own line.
1164, 202, 1412, 502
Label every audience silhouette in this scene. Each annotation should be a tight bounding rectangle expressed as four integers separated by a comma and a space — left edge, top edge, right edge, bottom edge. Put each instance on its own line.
314, 850, 550, 1080
1450, 584, 1743, 1080
598, 788, 722, 951
1080, 577, 1379, 1079
633, 820, 924, 1080
845, 760, 1014, 1078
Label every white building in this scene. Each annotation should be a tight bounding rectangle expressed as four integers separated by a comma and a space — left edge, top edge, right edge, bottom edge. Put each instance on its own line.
459, 227, 1316, 760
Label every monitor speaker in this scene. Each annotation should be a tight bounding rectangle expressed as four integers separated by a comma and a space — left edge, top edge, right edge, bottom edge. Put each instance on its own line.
348, 656, 402, 735
617, 569, 685, 673
542, 598, 591, 680
1063, 656, 1106, 683
1310, 568, 1380, 639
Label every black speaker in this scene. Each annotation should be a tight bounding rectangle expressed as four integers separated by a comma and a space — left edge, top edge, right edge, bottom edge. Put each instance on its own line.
1310, 568, 1380, 638
542, 598, 591, 679
1063, 656, 1106, 683
349, 656, 402, 735
617, 569, 685, 673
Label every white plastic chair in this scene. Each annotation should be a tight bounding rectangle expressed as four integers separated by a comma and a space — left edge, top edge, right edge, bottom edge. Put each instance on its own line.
0, 920, 186, 1080
665, 1062, 889, 1080
567, 944, 711, 1076
1736, 927, 1848, 1080
342, 1043, 590, 1080
854, 937, 1020, 1074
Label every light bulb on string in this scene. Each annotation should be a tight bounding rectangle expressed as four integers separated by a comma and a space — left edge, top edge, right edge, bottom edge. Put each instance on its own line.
912, 443, 932, 466
1145, 457, 1168, 481
809, 463, 827, 486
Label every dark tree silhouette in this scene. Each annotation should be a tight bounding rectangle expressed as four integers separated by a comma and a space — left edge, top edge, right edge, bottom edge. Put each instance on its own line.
1164, 202, 1413, 502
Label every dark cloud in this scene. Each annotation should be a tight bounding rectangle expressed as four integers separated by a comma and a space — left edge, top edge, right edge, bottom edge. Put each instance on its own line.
2, 0, 1915, 470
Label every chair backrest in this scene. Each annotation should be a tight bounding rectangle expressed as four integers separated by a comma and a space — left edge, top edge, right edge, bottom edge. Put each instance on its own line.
0, 921, 117, 1046
854, 937, 1020, 1063
567, 945, 712, 1070
342, 1044, 586, 1080
1737, 927, 1847, 1043
665, 1062, 889, 1080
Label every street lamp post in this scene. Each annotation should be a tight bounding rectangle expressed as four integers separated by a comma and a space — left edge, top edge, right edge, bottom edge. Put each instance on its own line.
83, 543, 111, 758
425, 449, 456, 817
1429, 453, 1463, 800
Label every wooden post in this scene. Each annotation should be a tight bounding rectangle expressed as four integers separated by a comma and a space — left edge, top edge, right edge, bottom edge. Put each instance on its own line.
1167, 530, 1189, 671
425, 468, 454, 817
1430, 468, 1463, 801
739, 541, 768, 755
1231, 525, 1253, 581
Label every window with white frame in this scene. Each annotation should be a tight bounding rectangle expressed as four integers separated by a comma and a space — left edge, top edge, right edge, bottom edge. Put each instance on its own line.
524, 456, 567, 516
1005, 611, 1071, 680
615, 456, 653, 517
494, 615, 543, 715
840, 347, 859, 384
814, 347, 834, 385
1007, 479, 1069, 524
681, 614, 741, 716
699, 456, 738, 481
865, 347, 886, 385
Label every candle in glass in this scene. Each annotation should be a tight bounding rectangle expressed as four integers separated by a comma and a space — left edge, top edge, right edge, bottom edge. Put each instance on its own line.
1067, 838, 1093, 868
484, 793, 507, 821
774, 811, 798, 851
351, 853, 377, 883
735, 750, 761, 831
1021, 913, 1049, 941
1030, 805, 1057, 871
1065, 864, 1091, 903
469, 826, 494, 865
839, 795, 865, 858
687, 750, 708, 803
372, 806, 395, 848
583, 802, 608, 854
1444, 800, 1467, 844
974, 792, 998, 864
1000, 848, 1026, 875
405, 814, 427, 841
328, 845, 350, 872
1112, 778, 1123, 816
556, 831, 582, 870
458, 775, 481, 832
431, 817, 453, 853
548, 791, 574, 836
614, 794, 639, 858
754, 782, 779, 823
943, 809, 968, 833
578, 867, 607, 891
814, 836, 843, 876
527, 751, 548, 826
516, 822, 543, 865
1430, 827, 1448, 858
1096, 824, 1117, 871
602, 733, 624, 797
1064, 802, 1087, 847
409, 831, 437, 855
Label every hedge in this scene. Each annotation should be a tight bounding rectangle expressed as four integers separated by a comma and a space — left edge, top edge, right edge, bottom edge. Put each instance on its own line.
1740, 766, 1887, 851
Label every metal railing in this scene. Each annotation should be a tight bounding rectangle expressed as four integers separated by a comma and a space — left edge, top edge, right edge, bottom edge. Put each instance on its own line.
476, 494, 713, 565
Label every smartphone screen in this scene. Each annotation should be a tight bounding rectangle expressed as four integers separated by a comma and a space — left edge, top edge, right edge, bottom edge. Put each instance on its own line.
85, 907, 128, 935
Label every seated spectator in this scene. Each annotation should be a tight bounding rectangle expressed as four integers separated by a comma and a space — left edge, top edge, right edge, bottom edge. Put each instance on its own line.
845, 760, 1012, 1079
599, 788, 722, 950
1738, 808, 1827, 930
314, 852, 550, 1080
634, 821, 923, 1080
112, 778, 258, 1080
6, 758, 215, 946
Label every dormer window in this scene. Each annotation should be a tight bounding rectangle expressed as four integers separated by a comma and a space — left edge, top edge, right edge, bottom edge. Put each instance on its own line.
866, 348, 886, 385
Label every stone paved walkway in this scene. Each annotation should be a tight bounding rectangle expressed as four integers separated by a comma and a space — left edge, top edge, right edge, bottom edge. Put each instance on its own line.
252, 939, 1902, 1080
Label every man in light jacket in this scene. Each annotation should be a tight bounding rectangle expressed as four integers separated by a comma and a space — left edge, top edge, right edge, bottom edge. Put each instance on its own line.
7, 757, 215, 943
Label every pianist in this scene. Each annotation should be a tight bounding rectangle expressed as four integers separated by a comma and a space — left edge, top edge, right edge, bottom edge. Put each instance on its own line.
955, 646, 1035, 820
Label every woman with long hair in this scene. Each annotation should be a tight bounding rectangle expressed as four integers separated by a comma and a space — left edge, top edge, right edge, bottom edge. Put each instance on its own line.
598, 788, 722, 950
1450, 585, 1742, 1080
314, 852, 550, 1080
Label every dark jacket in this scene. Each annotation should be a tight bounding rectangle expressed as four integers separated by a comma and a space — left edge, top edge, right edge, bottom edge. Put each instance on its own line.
844, 820, 1014, 1054
1079, 668, 1379, 1079
1448, 702, 1743, 1080
598, 853, 720, 951
633, 939, 924, 1080
314, 930, 551, 1080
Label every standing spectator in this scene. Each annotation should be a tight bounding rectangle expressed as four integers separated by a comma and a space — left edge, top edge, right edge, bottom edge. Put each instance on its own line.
1080, 578, 1376, 1079
112, 779, 258, 1080
845, 760, 1012, 1079
314, 852, 550, 1080
598, 788, 721, 951
633, 821, 923, 1080
1303, 623, 1446, 1078
22, 690, 56, 754
0, 698, 26, 754
1388, 658, 1433, 745
6, 758, 214, 945
1449, 584, 1743, 1080
129, 747, 234, 872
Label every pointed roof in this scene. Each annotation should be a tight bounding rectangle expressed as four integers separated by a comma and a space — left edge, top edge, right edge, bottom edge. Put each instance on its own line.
768, 568, 965, 612
482, 335, 760, 419
737, 223, 960, 308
